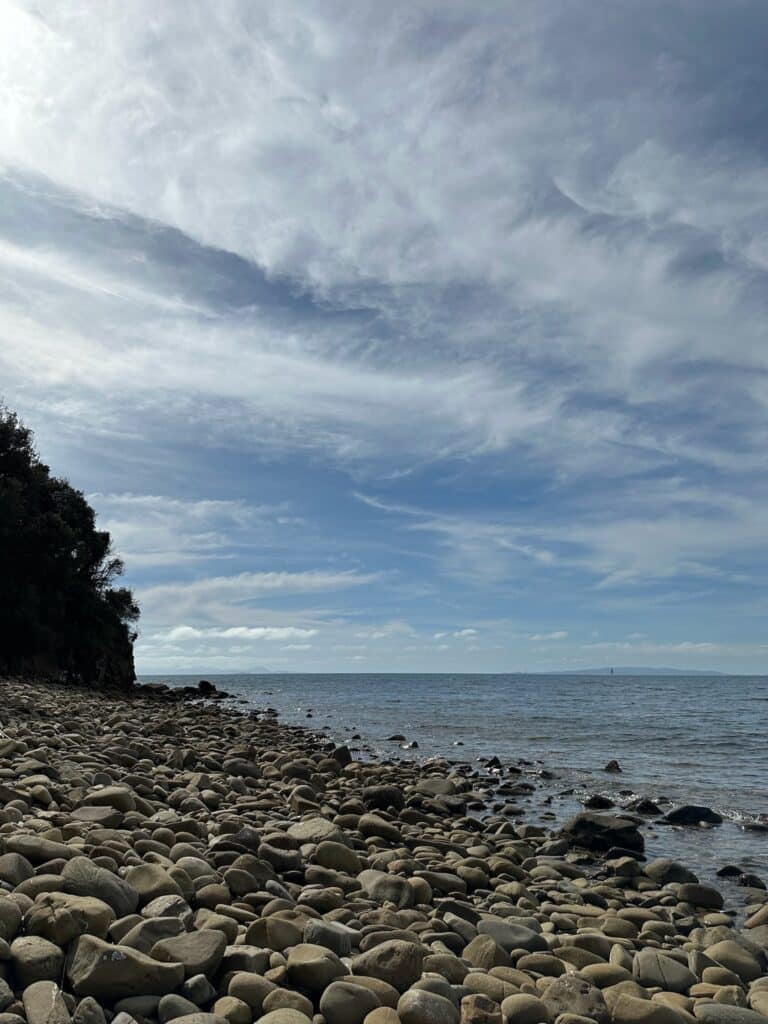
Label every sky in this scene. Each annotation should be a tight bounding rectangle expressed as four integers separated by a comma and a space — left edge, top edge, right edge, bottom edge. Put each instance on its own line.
1, 1, 768, 675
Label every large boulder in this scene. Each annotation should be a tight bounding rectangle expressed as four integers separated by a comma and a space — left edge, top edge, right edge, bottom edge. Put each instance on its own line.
477, 919, 547, 953
22, 981, 71, 1024
10, 936, 65, 986
398, 989, 459, 1024
352, 939, 424, 992
287, 818, 345, 846
25, 893, 115, 945
677, 883, 724, 909
633, 949, 697, 993
67, 935, 184, 1000
286, 944, 347, 994
320, 981, 380, 1024
541, 975, 610, 1024
61, 858, 139, 918
357, 870, 415, 909
151, 930, 227, 978
664, 805, 723, 826
560, 812, 644, 854
644, 858, 698, 885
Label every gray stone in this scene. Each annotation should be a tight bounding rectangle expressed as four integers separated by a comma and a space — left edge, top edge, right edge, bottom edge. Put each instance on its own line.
560, 813, 644, 854
10, 936, 65, 987
151, 929, 227, 978
287, 817, 344, 845
0, 899, 22, 942
23, 981, 72, 1024
66, 935, 184, 1000
677, 884, 724, 909
644, 859, 698, 885
304, 918, 355, 956
541, 976, 610, 1024
357, 869, 415, 909
477, 919, 547, 953
398, 990, 459, 1024
182, 976, 217, 1007
352, 939, 424, 992
158, 995, 202, 1023
72, 998, 106, 1024
500, 994, 550, 1024
320, 981, 380, 1024
633, 949, 697, 993
61, 858, 139, 918
256, 1013, 312, 1024
24, 893, 115, 945
286, 943, 347, 993
694, 1007, 766, 1024
119, 916, 185, 954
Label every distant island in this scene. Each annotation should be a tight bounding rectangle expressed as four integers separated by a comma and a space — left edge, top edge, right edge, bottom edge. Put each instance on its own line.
563, 666, 725, 676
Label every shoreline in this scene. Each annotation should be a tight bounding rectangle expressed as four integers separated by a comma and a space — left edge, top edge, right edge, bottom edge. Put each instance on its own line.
144, 676, 768, 897
0, 676, 765, 1024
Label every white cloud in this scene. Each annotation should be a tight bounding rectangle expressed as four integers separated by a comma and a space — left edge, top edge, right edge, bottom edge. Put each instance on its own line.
581, 640, 718, 654
529, 631, 568, 641
1, 1, 767, 483
89, 493, 276, 568
156, 625, 317, 642
138, 570, 379, 626
3, 1, 768, 672
355, 485, 768, 590
354, 620, 415, 640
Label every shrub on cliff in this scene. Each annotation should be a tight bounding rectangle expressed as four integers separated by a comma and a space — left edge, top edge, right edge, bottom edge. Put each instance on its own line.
0, 403, 139, 687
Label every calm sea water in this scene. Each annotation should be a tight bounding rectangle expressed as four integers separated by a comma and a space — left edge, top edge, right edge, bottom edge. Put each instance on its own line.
141, 673, 768, 894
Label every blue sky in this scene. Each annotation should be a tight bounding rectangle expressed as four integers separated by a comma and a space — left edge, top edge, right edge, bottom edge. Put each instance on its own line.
1, 1, 768, 674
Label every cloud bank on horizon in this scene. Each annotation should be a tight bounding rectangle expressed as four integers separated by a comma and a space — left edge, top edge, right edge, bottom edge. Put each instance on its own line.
1, 0, 767, 673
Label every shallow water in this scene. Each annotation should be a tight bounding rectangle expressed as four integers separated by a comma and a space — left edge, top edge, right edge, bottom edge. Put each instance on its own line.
142, 672, 768, 893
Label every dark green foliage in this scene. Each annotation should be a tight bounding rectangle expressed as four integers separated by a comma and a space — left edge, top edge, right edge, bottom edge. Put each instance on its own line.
0, 404, 138, 688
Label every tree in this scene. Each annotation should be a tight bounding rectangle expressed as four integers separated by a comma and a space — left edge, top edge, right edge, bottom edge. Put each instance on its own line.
0, 403, 139, 687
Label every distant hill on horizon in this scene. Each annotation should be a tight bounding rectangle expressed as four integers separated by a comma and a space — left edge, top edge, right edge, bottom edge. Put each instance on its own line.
562, 666, 726, 676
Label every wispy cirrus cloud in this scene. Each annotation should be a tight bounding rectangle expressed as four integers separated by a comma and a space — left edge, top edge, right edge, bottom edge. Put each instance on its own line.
2, 2, 768, 671
156, 625, 318, 642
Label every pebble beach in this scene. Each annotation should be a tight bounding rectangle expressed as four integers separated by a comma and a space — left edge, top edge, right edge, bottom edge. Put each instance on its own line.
0, 678, 766, 1024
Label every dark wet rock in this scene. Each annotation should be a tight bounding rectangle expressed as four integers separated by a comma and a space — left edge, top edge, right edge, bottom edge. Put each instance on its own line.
584, 794, 615, 810
560, 812, 644, 854
739, 873, 766, 889
645, 857, 698, 884
625, 797, 662, 815
664, 804, 724, 826
677, 882, 725, 908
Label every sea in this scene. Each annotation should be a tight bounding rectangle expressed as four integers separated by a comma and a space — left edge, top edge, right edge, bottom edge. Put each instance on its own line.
140, 672, 767, 899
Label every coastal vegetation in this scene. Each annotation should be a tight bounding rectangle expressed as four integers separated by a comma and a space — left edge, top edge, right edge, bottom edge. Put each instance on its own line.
0, 403, 138, 688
